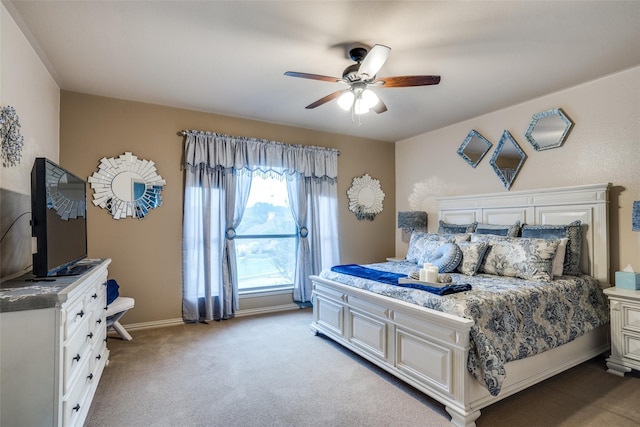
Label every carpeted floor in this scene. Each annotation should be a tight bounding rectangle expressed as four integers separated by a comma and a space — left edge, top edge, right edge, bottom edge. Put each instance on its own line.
85, 308, 640, 427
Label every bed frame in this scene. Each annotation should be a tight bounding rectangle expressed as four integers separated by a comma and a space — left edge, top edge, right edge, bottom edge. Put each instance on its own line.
310, 183, 611, 427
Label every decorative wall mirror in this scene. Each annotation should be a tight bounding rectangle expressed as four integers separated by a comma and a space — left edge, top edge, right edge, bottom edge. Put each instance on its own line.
524, 108, 574, 151
347, 173, 385, 221
88, 152, 166, 219
457, 129, 492, 168
489, 130, 527, 190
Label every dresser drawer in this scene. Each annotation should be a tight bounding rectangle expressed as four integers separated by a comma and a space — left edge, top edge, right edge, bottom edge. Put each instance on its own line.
63, 319, 91, 394
62, 364, 92, 427
63, 296, 87, 341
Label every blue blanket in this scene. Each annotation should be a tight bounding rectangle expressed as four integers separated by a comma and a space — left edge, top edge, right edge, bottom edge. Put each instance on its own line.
330, 264, 471, 296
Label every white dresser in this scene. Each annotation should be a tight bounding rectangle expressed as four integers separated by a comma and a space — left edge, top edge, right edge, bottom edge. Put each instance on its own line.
0, 259, 111, 427
603, 286, 640, 376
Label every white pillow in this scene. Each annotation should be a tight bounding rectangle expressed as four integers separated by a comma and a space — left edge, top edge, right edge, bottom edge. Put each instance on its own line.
552, 238, 568, 277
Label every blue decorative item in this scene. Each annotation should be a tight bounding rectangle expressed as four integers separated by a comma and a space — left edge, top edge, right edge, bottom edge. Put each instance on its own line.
1, 106, 24, 167
458, 129, 492, 168
525, 108, 574, 151
490, 130, 527, 190
633, 201, 640, 232
398, 211, 427, 232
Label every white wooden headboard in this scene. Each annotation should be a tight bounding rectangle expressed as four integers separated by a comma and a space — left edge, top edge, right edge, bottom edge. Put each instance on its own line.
436, 183, 610, 285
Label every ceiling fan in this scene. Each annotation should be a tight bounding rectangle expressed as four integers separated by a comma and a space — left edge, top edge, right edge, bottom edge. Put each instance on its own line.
284, 44, 441, 115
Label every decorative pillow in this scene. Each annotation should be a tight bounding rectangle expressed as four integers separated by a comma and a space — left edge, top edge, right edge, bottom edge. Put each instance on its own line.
521, 221, 582, 276
456, 241, 490, 276
405, 231, 455, 263
441, 233, 471, 244
478, 237, 559, 281
552, 238, 568, 277
438, 220, 477, 234
474, 221, 521, 237
425, 243, 463, 273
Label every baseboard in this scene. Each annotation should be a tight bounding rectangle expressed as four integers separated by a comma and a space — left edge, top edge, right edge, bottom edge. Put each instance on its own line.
109, 303, 303, 335
235, 303, 302, 317
109, 317, 184, 333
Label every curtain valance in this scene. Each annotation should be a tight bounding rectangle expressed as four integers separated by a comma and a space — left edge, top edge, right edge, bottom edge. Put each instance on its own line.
182, 130, 338, 180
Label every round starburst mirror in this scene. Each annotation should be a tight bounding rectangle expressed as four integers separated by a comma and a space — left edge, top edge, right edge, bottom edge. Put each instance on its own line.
347, 173, 385, 221
88, 152, 166, 219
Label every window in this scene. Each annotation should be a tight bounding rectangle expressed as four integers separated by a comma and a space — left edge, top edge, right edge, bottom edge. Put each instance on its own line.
235, 173, 297, 292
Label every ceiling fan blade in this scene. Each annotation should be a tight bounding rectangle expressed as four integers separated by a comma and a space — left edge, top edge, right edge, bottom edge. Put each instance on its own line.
358, 44, 391, 80
371, 98, 388, 114
284, 71, 343, 83
373, 75, 441, 87
305, 89, 349, 109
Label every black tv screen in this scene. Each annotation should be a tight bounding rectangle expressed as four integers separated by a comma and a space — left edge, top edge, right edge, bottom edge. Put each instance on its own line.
31, 158, 88, 277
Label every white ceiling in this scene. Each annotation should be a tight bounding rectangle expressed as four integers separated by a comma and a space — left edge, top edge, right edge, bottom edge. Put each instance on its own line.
4, 1, 640, 142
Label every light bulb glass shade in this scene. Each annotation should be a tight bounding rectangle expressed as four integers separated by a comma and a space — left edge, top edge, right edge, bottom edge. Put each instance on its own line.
337, 91, 354, 111
361, 89, 379, 109
354, 98, 370, 115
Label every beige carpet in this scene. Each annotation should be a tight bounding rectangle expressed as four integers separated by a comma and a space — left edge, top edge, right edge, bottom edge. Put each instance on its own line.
86, 309, 640, 427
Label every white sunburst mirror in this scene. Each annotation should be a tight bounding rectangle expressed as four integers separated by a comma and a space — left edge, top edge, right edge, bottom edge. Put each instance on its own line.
347, 173, 385, 221
88, 152, 166, 219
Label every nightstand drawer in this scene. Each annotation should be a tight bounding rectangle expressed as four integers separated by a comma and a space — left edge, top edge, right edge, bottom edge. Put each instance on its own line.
622, 304, 640, 333
622, 331, 640, 362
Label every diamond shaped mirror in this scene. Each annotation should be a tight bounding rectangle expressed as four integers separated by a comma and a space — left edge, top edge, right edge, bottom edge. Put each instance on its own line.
457, 129, 492, 168
524, 108, 574, 151
490, 130, 527, 190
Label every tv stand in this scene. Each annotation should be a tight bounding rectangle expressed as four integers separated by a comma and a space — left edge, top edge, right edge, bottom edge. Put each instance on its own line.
0, 258, 111, 427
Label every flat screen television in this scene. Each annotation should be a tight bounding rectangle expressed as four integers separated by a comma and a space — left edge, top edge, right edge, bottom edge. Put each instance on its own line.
31, 158, 89, 277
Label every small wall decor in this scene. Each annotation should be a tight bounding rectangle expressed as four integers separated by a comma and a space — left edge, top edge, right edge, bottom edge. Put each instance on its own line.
524, 108, 574, 151
1, 106, 25, 167
489, 130, 527, 190
347, 173, 385, 221
457, 129, 492, 168
88, 152, 166, 219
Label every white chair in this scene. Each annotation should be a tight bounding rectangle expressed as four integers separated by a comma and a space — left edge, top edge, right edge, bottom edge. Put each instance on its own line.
106, 296, 135, 341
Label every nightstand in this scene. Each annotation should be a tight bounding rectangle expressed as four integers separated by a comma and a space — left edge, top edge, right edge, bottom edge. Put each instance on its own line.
603, 287, 640, 376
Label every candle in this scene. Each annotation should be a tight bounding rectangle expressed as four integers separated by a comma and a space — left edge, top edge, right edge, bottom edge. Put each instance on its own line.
419, 269, 427, 281
423, 262, 433, 270
426, 267, 439, 283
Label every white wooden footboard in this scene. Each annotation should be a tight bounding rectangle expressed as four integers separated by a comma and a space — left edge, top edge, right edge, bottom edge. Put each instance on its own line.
310, 275, 481, 426
310, 275, 610, 427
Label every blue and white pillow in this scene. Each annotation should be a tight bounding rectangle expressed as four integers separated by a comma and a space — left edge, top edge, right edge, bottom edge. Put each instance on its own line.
425, 243, 463, 273
471, 235, 559, 281
474, 220, 521, 237
438, 220, 477, 234
521, 221, 582, 276
456, 241, 490, 276
406, 232, 455, 263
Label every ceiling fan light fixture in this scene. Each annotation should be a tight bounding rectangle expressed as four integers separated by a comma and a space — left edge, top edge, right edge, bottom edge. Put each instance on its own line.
354, 98, 370, 115
361, 89, 379, 109
337, 91, 355, 110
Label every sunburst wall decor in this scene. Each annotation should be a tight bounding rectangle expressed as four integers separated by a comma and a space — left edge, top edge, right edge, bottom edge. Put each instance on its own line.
347, 173, 385, 221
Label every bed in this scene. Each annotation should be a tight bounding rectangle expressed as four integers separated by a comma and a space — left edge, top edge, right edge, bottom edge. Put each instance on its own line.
309, 183, 611, 427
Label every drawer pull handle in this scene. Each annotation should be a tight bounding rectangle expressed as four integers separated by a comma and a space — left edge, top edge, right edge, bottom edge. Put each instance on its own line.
73, 404, 80, 412
96, 354, 102, 361
87, 373, 94, 381
92, 293, 98, 299
104, 305, 108, 311
76, 310, 85, 318
87, 332, 94, 339
96, 318, 102, 325
73, 354, 81, 362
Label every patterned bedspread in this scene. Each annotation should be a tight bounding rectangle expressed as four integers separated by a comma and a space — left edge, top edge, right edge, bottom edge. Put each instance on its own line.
318, 261, 609, 396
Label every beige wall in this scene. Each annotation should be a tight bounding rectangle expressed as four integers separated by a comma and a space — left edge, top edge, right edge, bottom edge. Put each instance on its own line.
396, 67, 640, 279
1, 4, 59, 279
60, 92, 396, 324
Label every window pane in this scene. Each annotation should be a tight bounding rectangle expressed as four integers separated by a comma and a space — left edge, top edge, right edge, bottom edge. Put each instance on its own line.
235, 173, 297, 290
236, 175, 296, 235
237, 237, 296, 289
